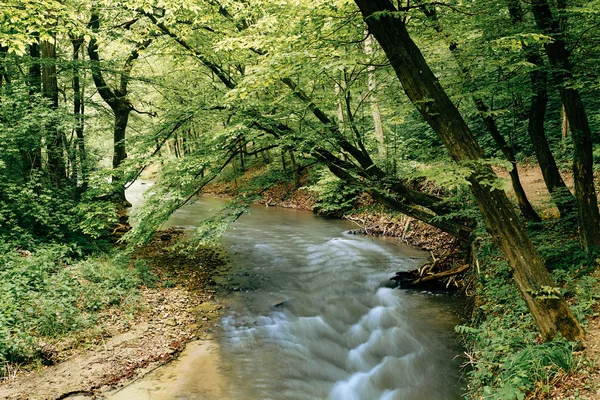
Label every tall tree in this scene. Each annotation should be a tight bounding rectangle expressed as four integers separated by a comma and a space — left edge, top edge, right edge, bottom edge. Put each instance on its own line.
364, 33, 386, 160
354, 0, 582, 341
41, 39, 66, 182
531, 0, 600, 251
88, 10, 151, 206
420, 5, 540, 222
71, 36, 87, 189
507, 0, 576, 219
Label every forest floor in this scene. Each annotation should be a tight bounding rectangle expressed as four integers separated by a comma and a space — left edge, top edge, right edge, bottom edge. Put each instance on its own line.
0, 230, 228, 400
493, 164, 600, 399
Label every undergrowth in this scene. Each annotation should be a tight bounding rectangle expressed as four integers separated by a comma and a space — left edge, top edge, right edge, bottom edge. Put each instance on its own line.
0, 243, 158, 377
459, 219, 600, 399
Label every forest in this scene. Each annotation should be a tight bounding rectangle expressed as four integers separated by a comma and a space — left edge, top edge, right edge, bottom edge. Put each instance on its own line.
1, 0, 600, 398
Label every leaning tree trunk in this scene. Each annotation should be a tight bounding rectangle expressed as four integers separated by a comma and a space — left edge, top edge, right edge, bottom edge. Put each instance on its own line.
531, 0, 600, 252
355, 0, 583, 341
475, 98, 541, 222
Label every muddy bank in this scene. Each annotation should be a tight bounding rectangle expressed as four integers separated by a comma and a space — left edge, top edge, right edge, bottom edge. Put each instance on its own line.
107, 339, 227, 400
0, 231, 227, 400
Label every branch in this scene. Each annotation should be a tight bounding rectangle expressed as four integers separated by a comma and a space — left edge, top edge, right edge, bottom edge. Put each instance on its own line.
142, 11, 237, 90
344, 90, 371, 159
119, 38, 152, 95
87, 11, 119, 109
131, 107, 157, 117
124, 114, 194, 188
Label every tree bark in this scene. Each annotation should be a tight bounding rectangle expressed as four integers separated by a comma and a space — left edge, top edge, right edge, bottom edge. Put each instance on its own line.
72, 37, 87, 189
289, 149, 300, 188
24, 41, 42, 172
88, 11, 150, 206
507, 0, 575, 218
364, 33, 386, 159
355, 0, 583, 341
475, 98, 541, 222
41, 40, 66, 182
531, 0, 600, 252
526, 52, 576, 217
420, 5, 540, 222
0, 46, 10, 87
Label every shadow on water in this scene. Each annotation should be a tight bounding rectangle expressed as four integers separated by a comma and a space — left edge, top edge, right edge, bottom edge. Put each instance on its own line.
121, 182, 466, 400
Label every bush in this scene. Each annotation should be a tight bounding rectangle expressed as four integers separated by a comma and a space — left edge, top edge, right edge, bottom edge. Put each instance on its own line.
308, 169, 362, 217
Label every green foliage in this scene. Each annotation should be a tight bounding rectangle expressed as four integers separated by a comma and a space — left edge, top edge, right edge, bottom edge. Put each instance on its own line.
308, 169, 363, 217
460, 232, 596, 399
0, 244, 148, 371
134, 259, 159, 288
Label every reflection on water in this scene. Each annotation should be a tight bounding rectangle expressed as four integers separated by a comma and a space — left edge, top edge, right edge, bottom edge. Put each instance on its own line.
124, 182, 464, 399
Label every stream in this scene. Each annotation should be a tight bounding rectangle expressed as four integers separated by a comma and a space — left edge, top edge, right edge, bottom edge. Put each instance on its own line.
117, 183, 465, 399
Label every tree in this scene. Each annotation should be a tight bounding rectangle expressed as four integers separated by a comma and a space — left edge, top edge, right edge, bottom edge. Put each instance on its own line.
88, 9, 151, 206
41, 39, 66, 182
507, 0, 576, 219
354, 0, 582, 341
531, 0, 600, 252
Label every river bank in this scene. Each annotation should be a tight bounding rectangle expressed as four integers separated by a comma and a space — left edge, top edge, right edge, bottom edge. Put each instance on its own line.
0, 231, 227, 399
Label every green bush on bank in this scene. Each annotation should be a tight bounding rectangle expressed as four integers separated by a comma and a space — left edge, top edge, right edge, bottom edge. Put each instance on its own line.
0, 243, 154, 374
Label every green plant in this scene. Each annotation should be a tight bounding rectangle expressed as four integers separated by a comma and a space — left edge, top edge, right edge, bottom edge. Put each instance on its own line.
134, 259, 158, 288
307, 169, 363, 217
0, 246, 143, 374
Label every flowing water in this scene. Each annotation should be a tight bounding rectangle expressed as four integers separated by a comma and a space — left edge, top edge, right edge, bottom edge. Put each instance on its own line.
120, 184, 465, 400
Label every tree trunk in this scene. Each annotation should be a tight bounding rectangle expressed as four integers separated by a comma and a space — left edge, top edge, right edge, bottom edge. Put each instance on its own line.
28, 41, 41, 96
364, 33, 386, 159
88, 11, 149, 208
72, 37, 87, 190
41, 40, 66, 182
0, 46, 10, 86
526, 52, 576, 217
531, 0, 600, 252
562, 103, 569, 141
355, 0, 583, 341
420, 6, 539, 222
112, 108, 130, 204
474, 98, 541, 222
507, 0, 575, 219
25, 41, 42, 172
280, 149, 287, 171
289, 149, 300, 188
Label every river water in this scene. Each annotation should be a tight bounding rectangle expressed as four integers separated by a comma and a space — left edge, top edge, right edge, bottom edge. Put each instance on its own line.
121, 185, 465, 399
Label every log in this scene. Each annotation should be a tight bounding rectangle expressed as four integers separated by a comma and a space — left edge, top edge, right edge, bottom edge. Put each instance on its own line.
391, 263, 470, 289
